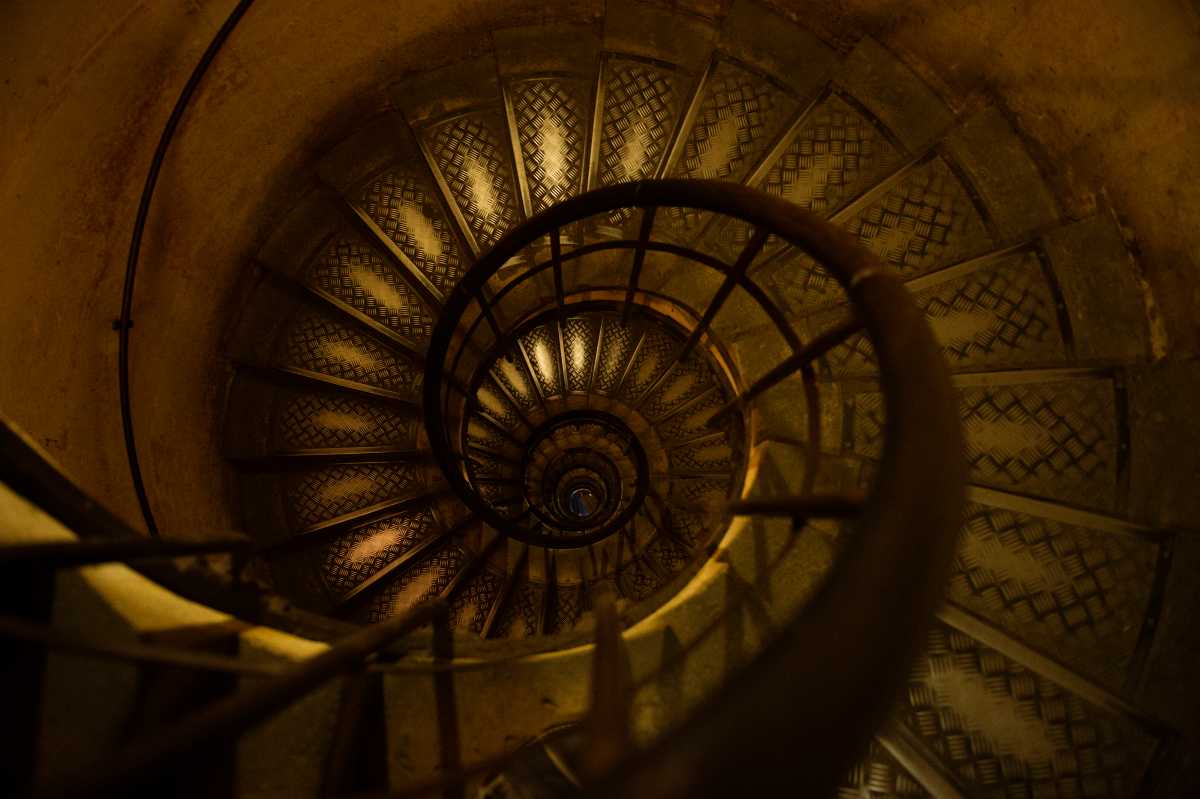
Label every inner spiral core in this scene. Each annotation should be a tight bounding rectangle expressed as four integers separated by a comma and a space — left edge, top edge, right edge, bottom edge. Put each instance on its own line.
517, 411, 649, 547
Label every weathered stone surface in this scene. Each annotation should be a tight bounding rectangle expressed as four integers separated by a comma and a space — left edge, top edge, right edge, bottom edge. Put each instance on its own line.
1042, 215, 1152, 363
837, 36, 955, 152
604, 0, 718, 72
941, 106, 1061, 241
720, 0, 837, 94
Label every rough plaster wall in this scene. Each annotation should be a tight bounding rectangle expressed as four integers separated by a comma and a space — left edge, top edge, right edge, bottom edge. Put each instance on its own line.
0, 0, 602, 538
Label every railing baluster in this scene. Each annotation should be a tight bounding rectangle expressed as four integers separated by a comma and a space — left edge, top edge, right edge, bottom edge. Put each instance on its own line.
678, 228, 770, 360
551, 227, 565, 313
581, 581, 632, 779
622, 206, 657, 324
800, 362, 822, 496
321, 667, 388, 796
432, 605, 465, 799
476, 291, 502, 340
706, 316, 864, 427
36, 600, 445, 799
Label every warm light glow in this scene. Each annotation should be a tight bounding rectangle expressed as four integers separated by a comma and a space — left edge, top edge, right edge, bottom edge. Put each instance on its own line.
496, 357, 530, 396
617, 108, 653, 179
320, 341, 379, 373
311, 409, 373, 436
465, 157, 499, 219
533, 340, 557, 385
387, 568, 439, 615
318, 475, 375, 504
958, 530, 1064, 592
353, 269, 415, 319
569, 331, 588, 374
694, 114, 741, 179
399, 200, 444, 264
539, 112, 570, 193
927, 666, 1054, 764
347, 525, 399, 564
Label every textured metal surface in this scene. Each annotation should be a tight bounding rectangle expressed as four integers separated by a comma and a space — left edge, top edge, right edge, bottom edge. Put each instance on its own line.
665, 61, 798, 236
668, 476, 731, 513
762, 92, 904, 215
284, 463, 421, 528
362, 545, 467, 623
448, 566, 505, 634
280, 311, 422, 395
309, 240, 434, 340
618, 556, 658, 601
273, 390, 419, 450
847, 156, 992, 273
853, 378, 1118, 510
491, 353, 539, 410
918, 255, 1064, 368
641, 353, 712, 421
492, 579, 543, 639
949, 503, 1157, 691
765, 155, 993, 314
475, 379, 522, 430
318, 509, 437, 598
520, 324, 563, 399
669, 440, 736, 473
424, 111, 521, 249
562, 315, 600, 393
617, 327, 674, 402
901, 621, 1157, 799
598, 60, 683, 186
360, 170, 464, 293
511, 79, 589, 214
837, 741, 932, 799
826, 249, 1067, 376
593, 316, 636, 394
671, 61, 796, 182
657, 388, 723, 440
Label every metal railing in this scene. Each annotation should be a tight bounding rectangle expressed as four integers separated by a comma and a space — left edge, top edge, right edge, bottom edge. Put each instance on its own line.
11, 0, 966, 785
3, 177, 963, 797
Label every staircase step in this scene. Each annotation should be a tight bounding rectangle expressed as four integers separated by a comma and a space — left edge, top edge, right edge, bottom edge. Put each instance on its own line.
837, 35, 955, 153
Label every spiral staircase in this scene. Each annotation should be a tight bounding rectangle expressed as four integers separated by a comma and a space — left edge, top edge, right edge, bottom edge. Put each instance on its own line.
1, 0, 1193, 797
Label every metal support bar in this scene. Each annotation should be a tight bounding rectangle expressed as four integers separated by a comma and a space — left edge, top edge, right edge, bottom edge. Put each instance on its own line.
622, 207, 657, 323
38, 601, 445, 799
581, 582, 632, 778
679, 228, 770, 360
706, 316, 863, 426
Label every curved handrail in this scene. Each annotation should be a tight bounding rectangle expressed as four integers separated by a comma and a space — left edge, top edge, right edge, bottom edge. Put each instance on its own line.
423, 179, 966, 797
116, 0, 257, 538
